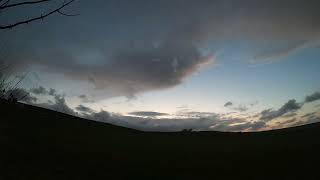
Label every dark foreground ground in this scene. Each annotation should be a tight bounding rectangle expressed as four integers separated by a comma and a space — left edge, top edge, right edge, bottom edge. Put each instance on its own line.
1, 100, 320, 180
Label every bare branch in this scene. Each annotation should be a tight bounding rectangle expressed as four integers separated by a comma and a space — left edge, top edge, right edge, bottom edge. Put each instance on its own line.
0, 0, 51, 10
0, 0, 76, 29
0, 0, 10, 8
57, 9, 78, 16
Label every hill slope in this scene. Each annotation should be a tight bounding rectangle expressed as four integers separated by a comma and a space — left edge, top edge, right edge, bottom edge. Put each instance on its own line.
1, 101, 320, 180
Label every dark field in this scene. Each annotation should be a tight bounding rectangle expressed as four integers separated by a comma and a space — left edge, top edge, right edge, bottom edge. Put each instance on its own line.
1, 100, 320, 180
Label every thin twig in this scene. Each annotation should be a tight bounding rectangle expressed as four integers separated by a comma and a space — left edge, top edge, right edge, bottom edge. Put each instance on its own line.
0, 0, 76, 29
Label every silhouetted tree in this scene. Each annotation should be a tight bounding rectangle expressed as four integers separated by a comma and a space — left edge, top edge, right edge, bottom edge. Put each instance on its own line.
0, 0, 77, 29
0, 65, 29, 102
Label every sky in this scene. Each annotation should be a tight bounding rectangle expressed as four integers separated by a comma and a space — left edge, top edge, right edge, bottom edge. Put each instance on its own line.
0, 0, 320, 132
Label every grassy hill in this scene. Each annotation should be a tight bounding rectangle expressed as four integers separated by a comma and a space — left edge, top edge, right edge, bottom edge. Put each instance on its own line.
1, 100, 320, 180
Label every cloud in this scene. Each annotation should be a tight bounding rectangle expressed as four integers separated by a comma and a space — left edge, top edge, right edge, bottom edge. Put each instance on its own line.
82, 41, 214, 98
282, 112, 297, 118
29, 87, 76, 116
224, 101, 249, 112
4, 0, 320, 99
22, 92, 265, 132
305, 114, 320, 124
224, 102, 233, 107
291, 113, 320, 127
305, 92, 320, 103
6, 88, 37, 104
176, 105, 189, 109
79, 95, 86, 99
301, 112, 317, 118
260, 99, 302, 121
78, 94, 94, 103
48, 88, 57, 96
251, 40, 319, 63
210, 120, 266, 132
31, 86, 58, 97
75, 105, 95, 114
30, 86, 48, 95
233, 105, 249, 112
42, 94, 76, 115
21, 86, 257, 132
276, 118, 298, 126
175, 111, 218, 118
88, 110, 111, 122
128, 111, 169, 118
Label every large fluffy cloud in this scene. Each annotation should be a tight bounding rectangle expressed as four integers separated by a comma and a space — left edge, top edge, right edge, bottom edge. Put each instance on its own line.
2, 0, 320, 99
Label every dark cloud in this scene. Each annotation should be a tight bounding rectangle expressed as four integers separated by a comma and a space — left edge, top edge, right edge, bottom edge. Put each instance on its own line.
48, 88, 57, 96
224, 101, 249, 112
260, 99, 302, 121
224, 102, 233, 107
43, 94, 76, 115
30, 86, 48, 95
81, 40, 214, 98
89, 110, 111, 122
78, 94, 94, 103
4, 0, 320, 98
79, 95, 86, 99
75, 105, 95, 114
128, 111, 169, 117
305, 92, 320, 103
29, 87, 76, 116
31, 86, 57, 96
233, 105, 249, 112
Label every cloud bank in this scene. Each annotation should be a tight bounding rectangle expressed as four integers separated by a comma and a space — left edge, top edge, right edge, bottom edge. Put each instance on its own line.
10, 86, 319, 132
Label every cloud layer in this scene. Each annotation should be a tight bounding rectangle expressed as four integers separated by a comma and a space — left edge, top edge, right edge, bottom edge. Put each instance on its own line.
17, 86, 268, 132
8, 86, 319, 132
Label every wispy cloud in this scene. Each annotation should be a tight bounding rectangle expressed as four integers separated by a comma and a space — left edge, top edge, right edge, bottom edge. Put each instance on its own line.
128, 111, 169, 118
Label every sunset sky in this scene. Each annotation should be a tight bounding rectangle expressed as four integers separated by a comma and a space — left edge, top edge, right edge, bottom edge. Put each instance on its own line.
1, 0, 320, 131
